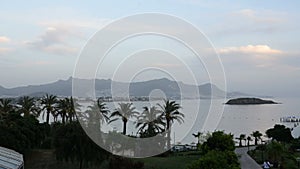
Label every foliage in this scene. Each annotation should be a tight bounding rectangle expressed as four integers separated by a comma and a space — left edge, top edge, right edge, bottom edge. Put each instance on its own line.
41, 94, 58, 124
109, 103, 139, 135
201, 131, 235, 153
136, 153, 201, 169
187, 150, 240, 169
56, 97, 77, 124
0, 111, 45, 153
290, 137, 300, 151
53, 121, 109, 169
188, 131, 239, 169
0, 98, 15, 119
17, 96, 40, 117
266, 124, 294, 143
246, 136, 252, 147
136, 106, 165, 137
266, 141, 284, 163
251, 131, 262, 145
158, 100, 184, 149
250, 141, 298, 169
236, 134, 246, 147
108, 156, 144, 169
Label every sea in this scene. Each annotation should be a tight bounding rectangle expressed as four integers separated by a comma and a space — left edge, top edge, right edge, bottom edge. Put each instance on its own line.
42, 97, 300, 145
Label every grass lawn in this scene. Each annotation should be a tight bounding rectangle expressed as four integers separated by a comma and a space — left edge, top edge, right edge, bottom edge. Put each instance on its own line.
25, 149, 200, 169
136, 152, 201, 169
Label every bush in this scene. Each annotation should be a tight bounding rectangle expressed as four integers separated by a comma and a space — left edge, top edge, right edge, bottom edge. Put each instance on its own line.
187, 150, 240, 169
108, 156, 144, 169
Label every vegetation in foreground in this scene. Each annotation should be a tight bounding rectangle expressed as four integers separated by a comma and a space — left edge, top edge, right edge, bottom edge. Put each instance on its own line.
248, 124, 300, 169
6, 94, 293, 169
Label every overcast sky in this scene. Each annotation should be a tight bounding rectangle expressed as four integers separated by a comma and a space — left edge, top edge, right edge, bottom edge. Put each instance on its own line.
0, 0, 300, 97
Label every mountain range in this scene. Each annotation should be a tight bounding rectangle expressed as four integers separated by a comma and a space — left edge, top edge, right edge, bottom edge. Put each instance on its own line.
0, 77, 259, 99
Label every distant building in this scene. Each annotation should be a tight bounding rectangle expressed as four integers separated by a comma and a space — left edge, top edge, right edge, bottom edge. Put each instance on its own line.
171, 144, 197, 152
0, 146, 24, 169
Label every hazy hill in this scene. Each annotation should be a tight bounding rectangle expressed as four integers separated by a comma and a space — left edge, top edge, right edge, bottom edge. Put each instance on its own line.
0, 77, 250, 99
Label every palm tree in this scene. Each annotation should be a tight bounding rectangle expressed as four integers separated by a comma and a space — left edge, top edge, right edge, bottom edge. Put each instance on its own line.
136, 106, 165, 137
57, 97, 79, 123
193, 132, 203, 146
158, 100, 184, 149
0, 98, 14, 119
247, 136, 252, 151
97, 98, 110, 122
109, 103, 139, 135
67, 97, 79, 122
236, 134, 246, 147
57, 98, 69, 124
41, 94, 58, 124
251, 131, 263, 145
85, 99, 109, 130
17, 96, 40, 117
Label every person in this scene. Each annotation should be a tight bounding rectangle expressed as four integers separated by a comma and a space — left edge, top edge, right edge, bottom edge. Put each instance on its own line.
263, 161, 271, 169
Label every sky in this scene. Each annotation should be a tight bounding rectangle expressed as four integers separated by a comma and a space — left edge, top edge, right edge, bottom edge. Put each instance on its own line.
0, 0, 300, 97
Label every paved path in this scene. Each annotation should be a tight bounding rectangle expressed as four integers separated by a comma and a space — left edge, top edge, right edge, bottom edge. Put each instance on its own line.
235, 146, 262, 169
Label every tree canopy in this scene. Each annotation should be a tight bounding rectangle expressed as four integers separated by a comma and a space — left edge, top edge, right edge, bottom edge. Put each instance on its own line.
266, 124, 293, 143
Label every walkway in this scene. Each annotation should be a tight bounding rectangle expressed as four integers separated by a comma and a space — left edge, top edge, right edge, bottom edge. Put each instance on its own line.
235, 146, 262, 169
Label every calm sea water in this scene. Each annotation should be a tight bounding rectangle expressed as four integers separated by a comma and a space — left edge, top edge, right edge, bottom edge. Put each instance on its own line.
43, 97, 300, 145
105, 97, 300, 144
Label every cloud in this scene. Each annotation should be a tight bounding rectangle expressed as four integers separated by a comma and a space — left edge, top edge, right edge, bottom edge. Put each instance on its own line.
39, 18, 110, 30
218, 45, 283, 55
152, 63, 181, 68
233, 9, 285, 24
213, 9, 288, 36
218, 45, 286, 70
43, 45, 78, 56
0, 36, 11, 43
0, 48, 13, 55
24, 26, 81, 56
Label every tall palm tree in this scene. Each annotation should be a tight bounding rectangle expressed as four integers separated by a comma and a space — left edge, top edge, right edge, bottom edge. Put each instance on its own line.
97, 98, 110, 122
247, 136, 252, 151
158, 100, 184, 149
251, 131, 263, 145
136, 106, 165, 137
85, 99, 109, 130
57, 97, 79, 123
41, 94, 58, 124
57, 98, 69, 124
236, 134, 246, 147
109, 103, 139, 135
68, 97, 80, 122
193, 132, 203, 146
17, 96, 40, 117
0, 98, 14, 119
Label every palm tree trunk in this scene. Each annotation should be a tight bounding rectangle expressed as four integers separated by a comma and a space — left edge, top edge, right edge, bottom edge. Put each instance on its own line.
167, 130, 171, 149
62, 113, 65, 124
247, 140, 250, 151
46, 111, 50, 124
166, 120, 171, 149
123, 121, 127, 135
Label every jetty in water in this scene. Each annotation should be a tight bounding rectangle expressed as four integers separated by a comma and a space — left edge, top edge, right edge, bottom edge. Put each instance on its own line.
280, 116, 300, 123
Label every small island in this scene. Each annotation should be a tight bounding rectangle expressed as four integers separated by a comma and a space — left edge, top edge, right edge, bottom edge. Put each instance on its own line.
226, 97, 278, 105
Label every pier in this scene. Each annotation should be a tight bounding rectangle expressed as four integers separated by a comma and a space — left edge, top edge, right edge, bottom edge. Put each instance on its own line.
280, 116, 300, 123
